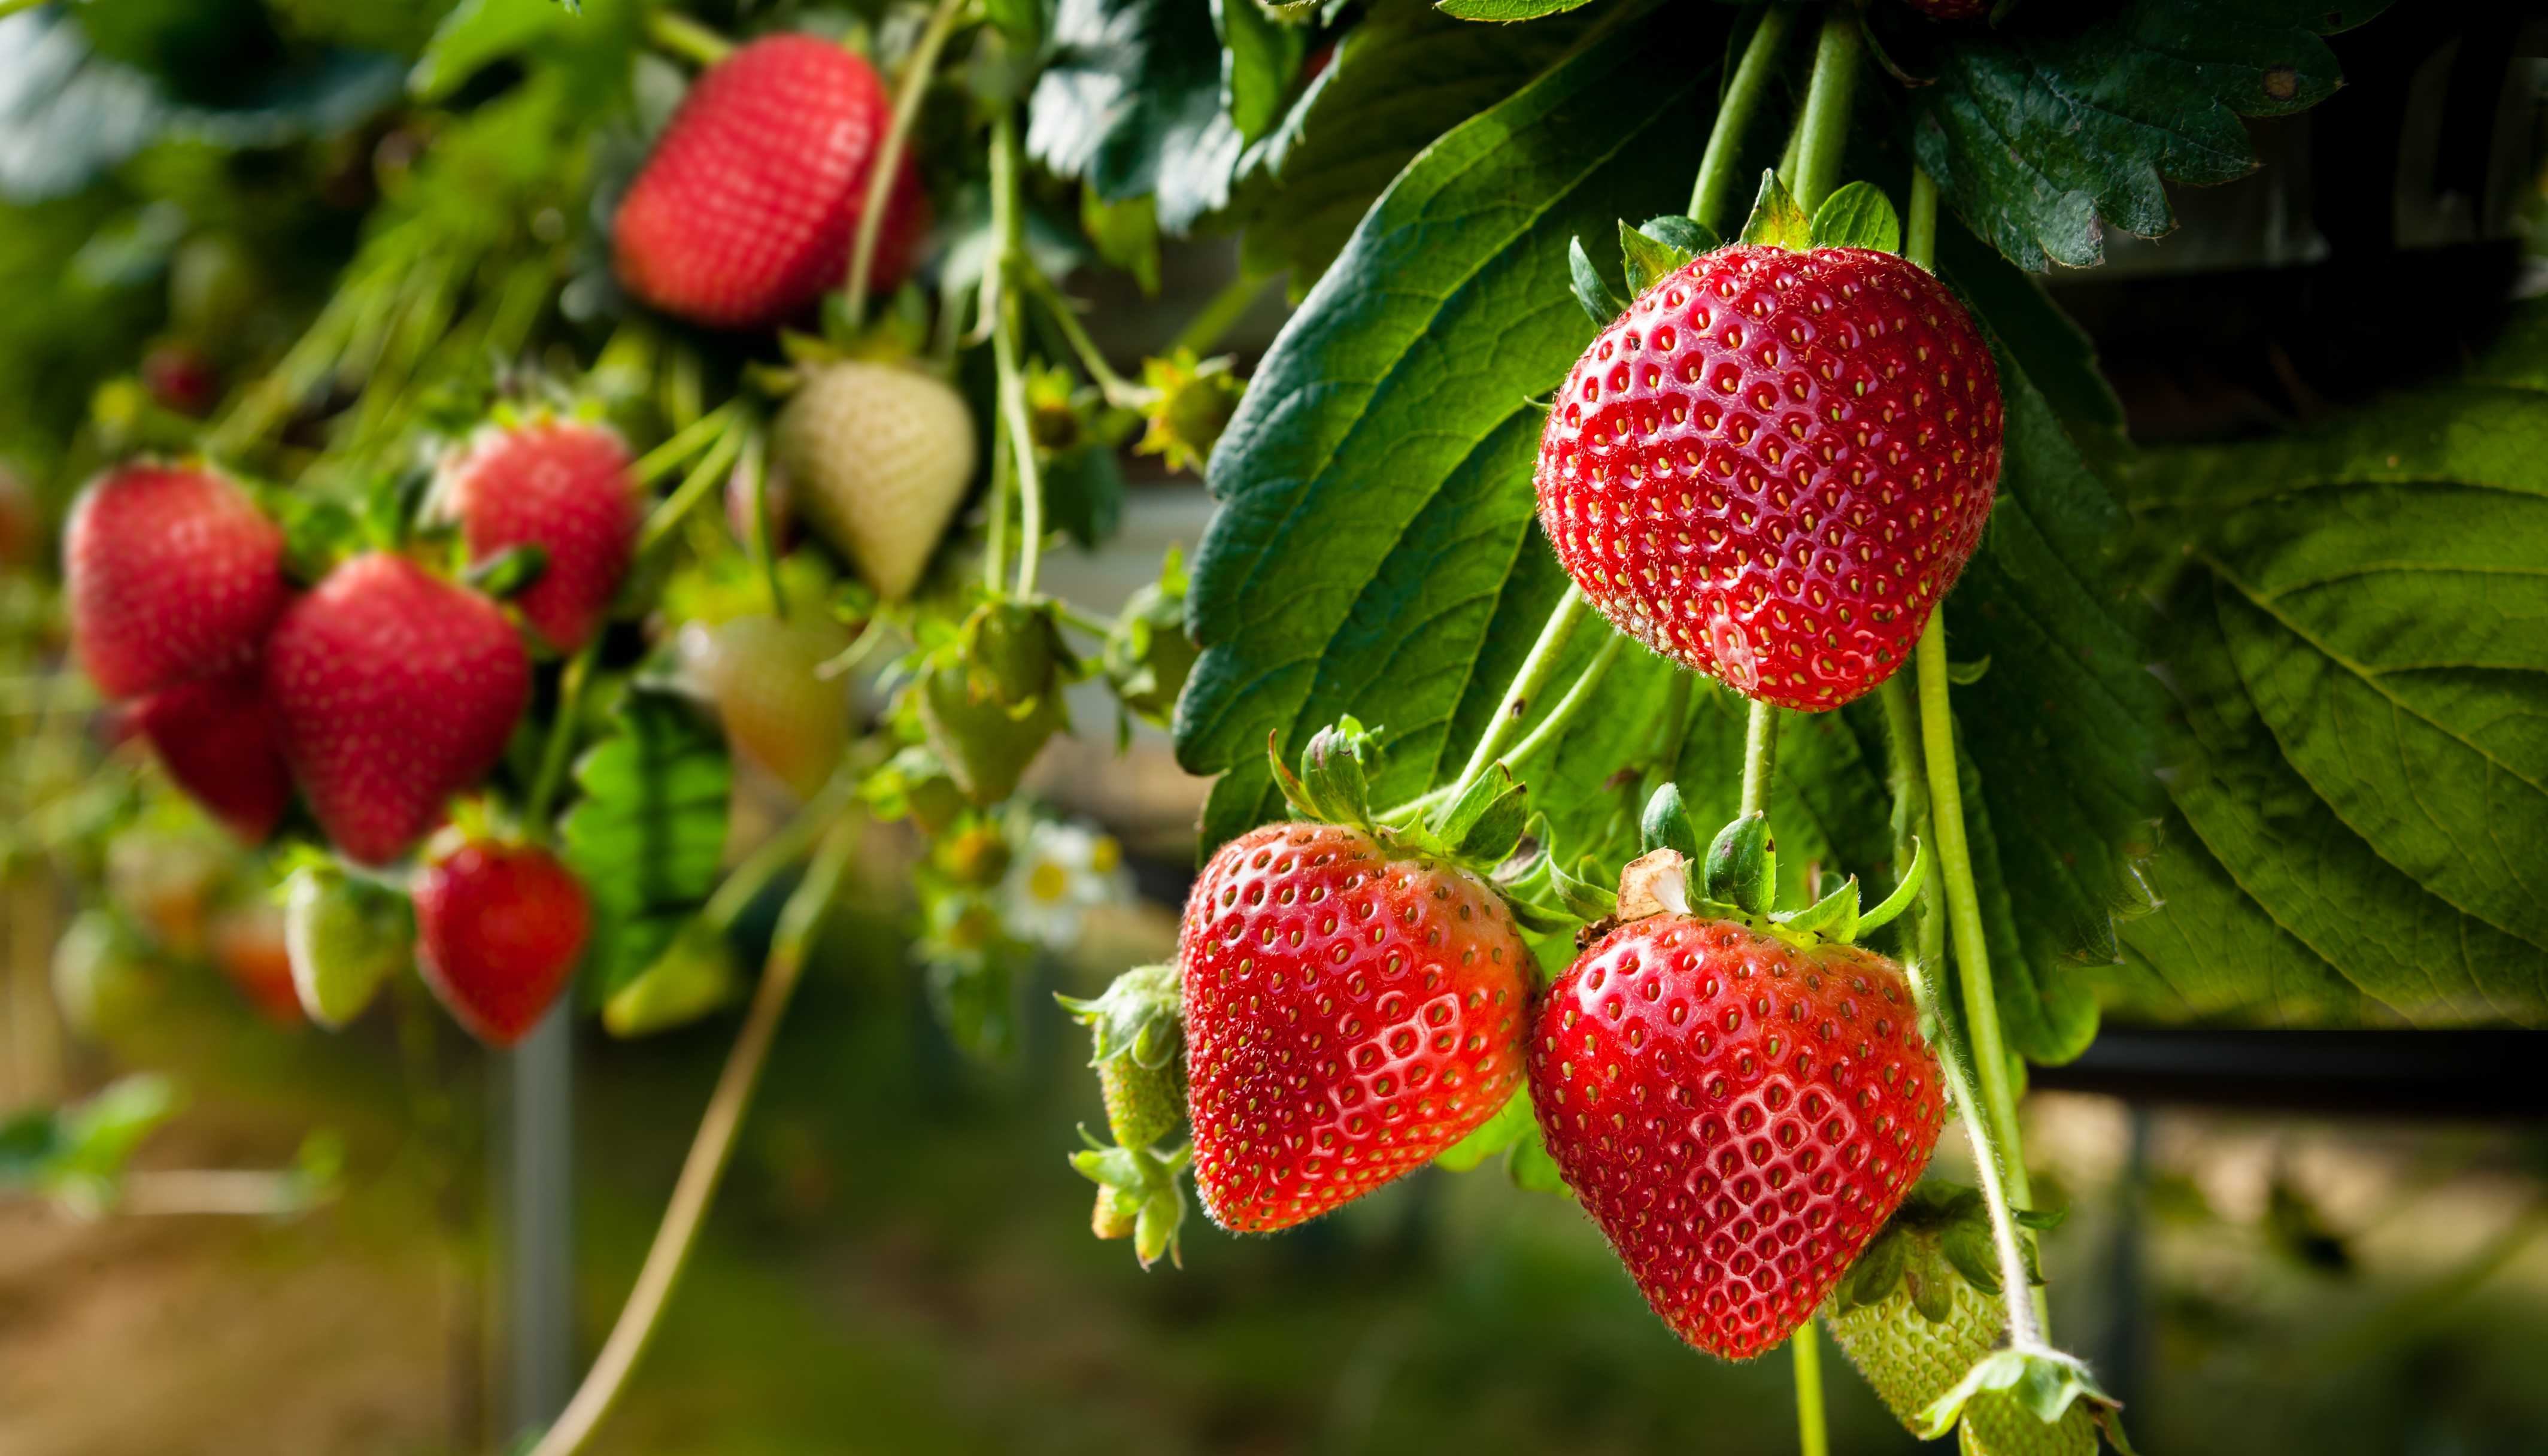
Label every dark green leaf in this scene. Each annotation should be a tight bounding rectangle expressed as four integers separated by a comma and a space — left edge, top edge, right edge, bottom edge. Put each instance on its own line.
1934, 213, 2133, 476
1639, 782, 1698, 862
1181, 4, 1730, 856
1436, 0, 1597, 22
560, 686, 732, 1000
1807, 180, 1899, 253
1912, 0, 2389, 270
1027, 0, 1241, 233
1638, 214, 1713, 256
1224, 0, 1600, 293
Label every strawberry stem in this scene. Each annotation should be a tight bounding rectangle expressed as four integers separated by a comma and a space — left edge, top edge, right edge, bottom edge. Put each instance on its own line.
1791, 1318, 1831, 1456
988, 110, 1048, 599
1740, 699, 1779, 817
1785, 5, 1864, 216
1913, 611, 2046, 1348
644, 11, 735, 68
1906, 166, 1940, 272
1436, 584, 1588, 809
1025, 271, 1153, 410
524, 808, 860, 1456
636, 407, 750, 553
1688, 5, 1795, 235
630, 400, 741, 487
1172, 271, 1277, 357
521, 638, 600, 842
843, 0, 967, 329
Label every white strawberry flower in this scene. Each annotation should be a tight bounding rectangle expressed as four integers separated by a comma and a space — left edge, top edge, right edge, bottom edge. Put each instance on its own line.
1000, 818, 1131, 950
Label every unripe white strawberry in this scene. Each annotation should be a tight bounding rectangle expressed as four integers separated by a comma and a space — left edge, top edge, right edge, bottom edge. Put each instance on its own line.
774, 360, 976, 602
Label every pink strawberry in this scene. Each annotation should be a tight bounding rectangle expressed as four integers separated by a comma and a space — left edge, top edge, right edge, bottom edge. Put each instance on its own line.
129, 662, 292, 842
612, 35, 927, 330
265, 553, 531, 865
1529, 915, 1948, 1359
1535, 245, 2001, 709
1181, 821, 1532, 1232
413, 839, 590, 1046
440, 418, 640, 652
65, 462, 287, 700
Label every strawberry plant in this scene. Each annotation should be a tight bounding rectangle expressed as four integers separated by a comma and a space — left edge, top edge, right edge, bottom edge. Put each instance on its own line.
1, 0, 2539, 1451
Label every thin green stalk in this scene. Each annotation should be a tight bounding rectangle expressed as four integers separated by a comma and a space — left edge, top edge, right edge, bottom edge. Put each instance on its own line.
844, 0, 966, 325
1451, 586, 1590, 802
1907, 166, 1940, 271
647, 10, 735, 66
1689, 5, 1795, 233
1740, 699, 1779, 817
526, 809, 859, 1456
1877, 674, 2042, 1349
521, 640, 601, 841
1027, 272, 1151, 408
1172, 271, 1276, 356
1491, 633, 1624, 779
632, 401, 743, 488
638, 411, 748, 554
738, 428, 785, 617
1915, 612, 2045, 1348
989, 111, 1047, 598
702, 771, 859, 930
1787, 5, 1863, 214
1792, 1319, 1830, 1456
982, 406, 1014, 594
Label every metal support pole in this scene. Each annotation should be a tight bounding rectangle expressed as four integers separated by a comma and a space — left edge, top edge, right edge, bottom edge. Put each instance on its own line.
506, 1001, 576, 1443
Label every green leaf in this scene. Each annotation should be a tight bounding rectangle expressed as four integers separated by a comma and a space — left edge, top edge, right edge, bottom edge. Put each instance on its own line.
1181, 3, 1731, 856
1215, 0, 1306, 145
1934, 213, 2133, 476
1433, 1084, 1533, 1170
1027, 0, 1241, 233
2118, 308, 2548, 1027
1223, 0, 1600, 295
1807, 180, 1899, 253
560, 685, 732, 1000
1616, 218, 1692, 296
1436, 0, 1597, 22
1734, 168, 1809, 250
1912, 0, 2390, 270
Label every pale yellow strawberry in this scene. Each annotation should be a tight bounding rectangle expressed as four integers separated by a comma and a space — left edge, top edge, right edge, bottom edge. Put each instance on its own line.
678, 612, 851, 798
774, 360, 977, 601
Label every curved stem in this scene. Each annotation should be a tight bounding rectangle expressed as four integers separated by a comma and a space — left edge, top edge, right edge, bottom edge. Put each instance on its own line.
1172, 271, 1276, 356
631, 401, 741, 488
1914, 612, 2044, 1348
1689, 5, 1795, 234
1493, 632, 1624, 779
981, 409, 1014, 595
525, 810, 860, 1456
989, 111, 1047, 598
521, 639, 601, 841
1449, 586, 1588, 802
1027, 272, 1151, 408
844, 0, 966, 326
638, 411, 749, 554
645, 10, 735, 68
1786, 5, 1863, 215
1907, 165, 1940, 272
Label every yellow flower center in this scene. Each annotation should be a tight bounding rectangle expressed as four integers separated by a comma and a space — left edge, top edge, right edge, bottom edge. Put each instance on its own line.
1029, 862, 1071, 903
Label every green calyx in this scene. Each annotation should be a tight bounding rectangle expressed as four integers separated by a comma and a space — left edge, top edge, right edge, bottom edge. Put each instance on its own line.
1834, 1182, 2043, 1319
1736, 169, 1906, 256
1620, 783, 1927, 949
1266, 717, 1533, 872
1070, 1135, 1190, 1270
910, 600, 1084, 805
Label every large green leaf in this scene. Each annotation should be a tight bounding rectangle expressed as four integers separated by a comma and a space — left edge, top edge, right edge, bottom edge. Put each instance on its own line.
1222, 0, 1599, 296
560, 685, 732, 1000
1912, 0, 2388, 271
2121, 315, 2548, 1027
1026, 0, 1241, 233
1178, 2, 1727, 853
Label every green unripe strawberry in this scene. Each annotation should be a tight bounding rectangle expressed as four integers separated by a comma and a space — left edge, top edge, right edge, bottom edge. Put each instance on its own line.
961, 600, 1071, 710
1058, 961, 1185, 1149
1103, 547, 1197, 729
915, 651, 1065, 804
1825, 1252, 2001, 1431
1962, 1393, 2099, 1456
284, 864, 410, 1030
51, 910, 162, 1041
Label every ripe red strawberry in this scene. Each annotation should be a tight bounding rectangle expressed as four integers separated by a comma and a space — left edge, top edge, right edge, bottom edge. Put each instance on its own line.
612, 35, 927, 330
265, 553, 531, 865
1181, 820, 1532, 1232
65, 462, 287, 700
413, 839, 590, 1046
129, 662, 292, 842
440, 418, 641, 653
1535, 244, 2001, 710
1528, 915, 1947, 1359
